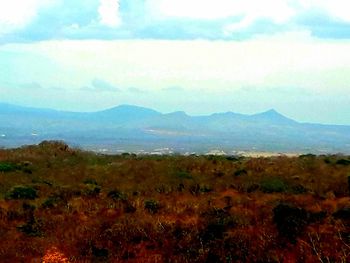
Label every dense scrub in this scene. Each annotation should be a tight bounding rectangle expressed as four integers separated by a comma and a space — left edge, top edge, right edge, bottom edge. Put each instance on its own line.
0, 141, 350, 262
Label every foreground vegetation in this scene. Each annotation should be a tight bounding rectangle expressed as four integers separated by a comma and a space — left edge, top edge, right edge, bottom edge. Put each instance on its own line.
0, 141, 350, 262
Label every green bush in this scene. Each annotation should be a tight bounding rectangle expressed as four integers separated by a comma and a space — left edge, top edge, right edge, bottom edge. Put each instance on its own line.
260, 177, 287, 193
0, 162, 17, 172
5, 186, 38, 200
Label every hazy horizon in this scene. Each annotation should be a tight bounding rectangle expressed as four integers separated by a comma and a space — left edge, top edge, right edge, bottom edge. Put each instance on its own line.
1, 1, 350, 125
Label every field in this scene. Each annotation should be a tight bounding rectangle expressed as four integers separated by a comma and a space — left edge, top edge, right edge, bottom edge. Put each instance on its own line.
0, 141, 350, 262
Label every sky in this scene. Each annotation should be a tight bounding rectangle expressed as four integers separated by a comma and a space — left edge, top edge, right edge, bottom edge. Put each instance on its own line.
0, 0, 350, 125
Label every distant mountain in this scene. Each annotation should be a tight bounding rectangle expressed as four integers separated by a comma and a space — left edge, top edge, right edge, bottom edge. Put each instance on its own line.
250, 109, 297, 124
0, 102, 349, 154
93, 104, 161, 121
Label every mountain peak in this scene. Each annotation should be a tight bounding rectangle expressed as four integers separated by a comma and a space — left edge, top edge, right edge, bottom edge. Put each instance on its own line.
99, 104, 160, 115
266, 108, 278, 113
252, 109, 296, 124
254, 109, 282, 116
262, 109, 281, 116
93, 104, 161, 122
104, 104, 157, 112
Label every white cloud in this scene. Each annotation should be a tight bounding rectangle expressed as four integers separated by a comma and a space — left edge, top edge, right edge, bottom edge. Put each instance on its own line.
147, 0, 295, 23
0, 0, 54, 35
98, 0, 121, 27
298, 0, 350, 22
147, 0, 350, 34
147, 0, 296, 35
224, 0, 296, 34
147, 0, 234, 20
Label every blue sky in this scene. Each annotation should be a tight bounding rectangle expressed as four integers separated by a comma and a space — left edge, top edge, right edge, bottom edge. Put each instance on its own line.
1, 0, 350, 124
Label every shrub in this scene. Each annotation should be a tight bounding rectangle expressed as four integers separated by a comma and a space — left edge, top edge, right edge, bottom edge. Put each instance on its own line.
0, 162, 17, 172
83, 184, 101, 197
333, 207, 350, 220
324, 158, 332, 164
83, 178, 98, 185
41, 195, 63, 209
123, 200, 136, 213
107, 190, 127, 201
17, 220, 42, 237
309, 211, 327, 223
336, 159, 350, 166
226, 156, 240, 161
22, 168, 33, 174
234, 169, 247, 177
5, 186, 38, 200
144, 199, 160, 214
201, 208, 235, 243
260, 177, 287, 193
200, 185, 213, 193
290, 184, 308, 194
92, 245, 109, 259
273, 203, 308, 243
155, 185, 172, 194
202, 223, 225, 242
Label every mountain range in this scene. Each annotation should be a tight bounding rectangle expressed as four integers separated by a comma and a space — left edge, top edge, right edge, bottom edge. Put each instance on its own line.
0, 102, 349, 154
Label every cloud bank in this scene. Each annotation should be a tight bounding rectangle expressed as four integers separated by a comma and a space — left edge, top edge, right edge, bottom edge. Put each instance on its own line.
1, 0, 350, 42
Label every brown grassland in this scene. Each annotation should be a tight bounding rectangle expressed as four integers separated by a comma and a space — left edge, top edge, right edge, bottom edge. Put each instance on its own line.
0, 141, 350, 262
